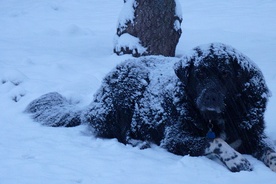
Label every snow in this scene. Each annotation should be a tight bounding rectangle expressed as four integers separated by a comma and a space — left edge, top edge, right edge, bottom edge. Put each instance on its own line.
181, 42, 272, 101
174, 0, 183, 19
0, 0, 276, 183
174, 0, 183, 31
117, 0, 136, 26
113, 33, 147, 56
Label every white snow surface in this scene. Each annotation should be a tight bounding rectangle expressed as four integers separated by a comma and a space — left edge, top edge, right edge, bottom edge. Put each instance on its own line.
1, 0, 276, 183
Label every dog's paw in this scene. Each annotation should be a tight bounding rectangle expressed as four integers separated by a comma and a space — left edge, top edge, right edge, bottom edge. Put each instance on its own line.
206, 138, 253, 172
128, 139, 151, 150
265, 151, 276, 172
224, 155, 253, 172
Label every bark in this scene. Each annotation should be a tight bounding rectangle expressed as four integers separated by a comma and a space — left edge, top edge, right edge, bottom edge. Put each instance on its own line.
114, 0, 182, 57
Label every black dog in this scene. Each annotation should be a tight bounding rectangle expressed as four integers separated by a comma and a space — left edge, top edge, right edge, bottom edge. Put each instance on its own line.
25, 43, 276, 172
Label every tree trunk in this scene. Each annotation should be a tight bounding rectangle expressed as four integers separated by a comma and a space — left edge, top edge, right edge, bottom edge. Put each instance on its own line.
114, 0, 182, 57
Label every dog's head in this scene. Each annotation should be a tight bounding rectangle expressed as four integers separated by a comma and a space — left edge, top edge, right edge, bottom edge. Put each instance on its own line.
174, 43, 270, 123
184, 60, 232, 120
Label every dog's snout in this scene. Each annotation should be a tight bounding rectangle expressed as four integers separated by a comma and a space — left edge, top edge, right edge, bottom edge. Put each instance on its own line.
196, 88, 225, 115
205, 92, 219, 104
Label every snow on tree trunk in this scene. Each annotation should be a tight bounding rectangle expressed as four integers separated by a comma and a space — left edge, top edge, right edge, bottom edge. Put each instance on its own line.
114, 0, 182, 57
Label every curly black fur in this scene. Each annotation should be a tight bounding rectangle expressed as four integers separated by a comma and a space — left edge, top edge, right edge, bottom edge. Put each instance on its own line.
25, 43, 276, 172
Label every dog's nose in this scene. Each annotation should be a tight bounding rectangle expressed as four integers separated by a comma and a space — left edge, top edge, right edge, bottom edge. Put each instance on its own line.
196, 89, 224, 114
205, 92, 219, 105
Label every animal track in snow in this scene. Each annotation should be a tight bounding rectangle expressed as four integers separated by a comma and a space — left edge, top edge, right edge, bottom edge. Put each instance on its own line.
0, 69, 27, 102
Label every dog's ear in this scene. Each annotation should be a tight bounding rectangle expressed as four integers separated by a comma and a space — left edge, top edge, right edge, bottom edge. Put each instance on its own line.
232, 57, 270, 100
174, 58, 193, 84
231, 56, 271, 129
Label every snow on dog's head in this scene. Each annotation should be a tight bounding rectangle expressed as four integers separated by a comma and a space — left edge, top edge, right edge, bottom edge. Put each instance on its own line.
174, 43, 270, 127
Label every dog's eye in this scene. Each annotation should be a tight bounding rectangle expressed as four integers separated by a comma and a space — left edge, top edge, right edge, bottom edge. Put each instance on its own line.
221, 70, 230, 78
197, 72, 206, 79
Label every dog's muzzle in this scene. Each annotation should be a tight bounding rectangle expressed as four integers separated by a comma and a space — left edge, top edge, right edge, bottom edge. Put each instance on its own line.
196, 88, 225, 120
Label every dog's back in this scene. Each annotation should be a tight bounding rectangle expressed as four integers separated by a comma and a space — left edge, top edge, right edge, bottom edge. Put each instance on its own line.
84, 56, 179, 144
25, 56, 179, 144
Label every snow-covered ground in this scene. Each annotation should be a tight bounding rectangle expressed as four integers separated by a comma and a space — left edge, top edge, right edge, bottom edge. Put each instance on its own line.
1, 0, 276, 183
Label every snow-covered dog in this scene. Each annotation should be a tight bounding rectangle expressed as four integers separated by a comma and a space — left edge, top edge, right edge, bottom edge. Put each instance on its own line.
25, 43, 276, 172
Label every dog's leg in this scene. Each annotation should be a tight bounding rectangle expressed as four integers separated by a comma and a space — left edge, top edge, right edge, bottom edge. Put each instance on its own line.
249, 137, 276, 172
205, 138, 253, 172
262, 150, 276, 171
252, 140, 276, 172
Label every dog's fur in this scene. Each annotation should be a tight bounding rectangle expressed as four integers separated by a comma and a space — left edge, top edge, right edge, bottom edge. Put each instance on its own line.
25, 43, 276, 172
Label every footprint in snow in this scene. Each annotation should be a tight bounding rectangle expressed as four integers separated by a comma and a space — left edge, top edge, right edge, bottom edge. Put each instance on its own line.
0, 69, 27, 102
